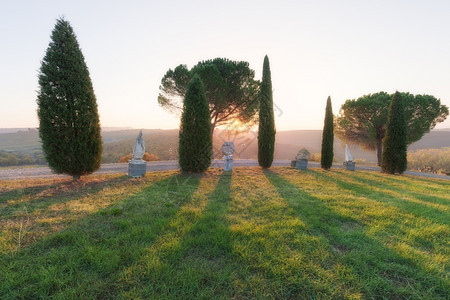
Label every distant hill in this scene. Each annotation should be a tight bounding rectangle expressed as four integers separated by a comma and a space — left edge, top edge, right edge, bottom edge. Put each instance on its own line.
0, 128, 38, 134
0, 127, 449, 164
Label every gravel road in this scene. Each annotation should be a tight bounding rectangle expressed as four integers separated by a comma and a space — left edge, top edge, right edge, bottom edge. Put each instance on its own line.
0, 160, 448, 180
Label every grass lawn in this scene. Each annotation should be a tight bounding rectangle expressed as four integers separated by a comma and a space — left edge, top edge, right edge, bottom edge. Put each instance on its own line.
0, 167, 448, 299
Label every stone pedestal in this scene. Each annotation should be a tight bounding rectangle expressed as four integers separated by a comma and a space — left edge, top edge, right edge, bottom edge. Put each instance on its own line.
343, 161, 356, 171
224, 155, 233, 171
292, 159, 308, 170
128, 159, 147, 177
291, 160, 296, 168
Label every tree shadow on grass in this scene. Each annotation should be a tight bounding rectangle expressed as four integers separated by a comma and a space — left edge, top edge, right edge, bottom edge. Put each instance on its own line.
312, 170, 448, 226
0, 175, 131, 217
365, 170, 450, 190
0, 181, 65, 203
345, 170, 450, 202
264, 169, 447, 299
335, 169, 450, 208
0, 175, 142, 253
0, 172, 203, 299
120, 171, 233, 299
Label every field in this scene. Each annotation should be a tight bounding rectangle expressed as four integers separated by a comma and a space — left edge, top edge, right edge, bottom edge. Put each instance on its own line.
0, 167, 449, 299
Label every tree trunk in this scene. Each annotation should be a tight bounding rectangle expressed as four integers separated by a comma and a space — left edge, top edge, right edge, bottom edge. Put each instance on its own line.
210, 122, 216, 158
73, 174, 80, 182
376, 139, 382, 166
210, 122, 216, 137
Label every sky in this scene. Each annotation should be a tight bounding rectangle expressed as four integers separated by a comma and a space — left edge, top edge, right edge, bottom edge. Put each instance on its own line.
1, 0, 450, 131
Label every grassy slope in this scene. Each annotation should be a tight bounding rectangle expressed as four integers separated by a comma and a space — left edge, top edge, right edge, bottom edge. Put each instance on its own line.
0, 168, 448, 299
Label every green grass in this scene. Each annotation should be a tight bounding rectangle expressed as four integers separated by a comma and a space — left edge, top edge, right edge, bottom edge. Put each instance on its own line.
0, 167, 448, 299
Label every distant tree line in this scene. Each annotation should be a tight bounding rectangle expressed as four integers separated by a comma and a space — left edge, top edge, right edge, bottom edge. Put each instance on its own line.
407, 148, 450, 175
0, 150, 45, 166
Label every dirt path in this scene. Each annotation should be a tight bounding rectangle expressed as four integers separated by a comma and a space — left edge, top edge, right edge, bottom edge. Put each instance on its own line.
0, 160, 448, 180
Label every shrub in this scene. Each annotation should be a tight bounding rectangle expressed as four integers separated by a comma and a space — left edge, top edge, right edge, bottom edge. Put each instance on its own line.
119, 153, 159, 163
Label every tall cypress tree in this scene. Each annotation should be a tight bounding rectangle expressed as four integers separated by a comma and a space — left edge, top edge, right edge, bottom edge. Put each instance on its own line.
179, 75, 212, 173
381, 91, 407, 174
321, 96, 334, 169
37, 18, 102, 181
258, 55, 276, 168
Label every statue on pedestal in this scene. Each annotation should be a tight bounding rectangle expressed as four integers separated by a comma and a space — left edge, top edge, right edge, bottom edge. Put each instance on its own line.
128, 130, 147, 177
291, 148, 310, 170
222, 142, 235, 171
343, 144, 356, 171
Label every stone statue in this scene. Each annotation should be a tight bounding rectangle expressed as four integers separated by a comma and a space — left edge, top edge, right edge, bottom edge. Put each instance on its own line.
128, 130, 146, 177
345, 144, 353, 162
296, 148, 310, 160
343, 144, 355, 171
132, 130, 145, 161
291, 148, 310, 170
222, 142, 235, 156
222, 142, 235, 171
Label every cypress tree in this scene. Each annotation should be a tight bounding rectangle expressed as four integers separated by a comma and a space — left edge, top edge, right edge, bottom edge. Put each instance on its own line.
179, 75, 212, 173
258, 55, 276, 168
381, 91, 407, 174
321, 96, 334, 169
37, 18, 102, 181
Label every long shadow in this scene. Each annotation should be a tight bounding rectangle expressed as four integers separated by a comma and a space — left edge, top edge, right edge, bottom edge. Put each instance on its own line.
335, 169, 450, 207
310, 170, 449, 226
0, 175, 138, 253
0, 175, 131, 218
364, 170, 450, 191
0, 182, 65, 203
264, 169, 447, 299
352, 170, 450, 196
121, 171, 233, 299
0, 173, 202, 299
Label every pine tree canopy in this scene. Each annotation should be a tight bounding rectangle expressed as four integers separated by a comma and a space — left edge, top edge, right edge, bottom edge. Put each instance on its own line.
158, 58, 260, 135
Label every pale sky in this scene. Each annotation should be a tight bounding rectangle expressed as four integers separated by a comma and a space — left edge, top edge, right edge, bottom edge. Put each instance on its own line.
1, 0, 450, 130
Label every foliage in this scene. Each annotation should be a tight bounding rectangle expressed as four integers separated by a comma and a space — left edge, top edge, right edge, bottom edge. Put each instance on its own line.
158, 58, 260, 134
178, 75, 212, 172
335, 91, 448, 165
0, 150, 46, 167
0, 168, 448, 299
381, 92, 408, 173
118, 153, 159, 163
408, 148, 450, 174
310, 152, 321, 162
37, 18, 102, 181
258, 56, 276, 168
321, 96, 334, 169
